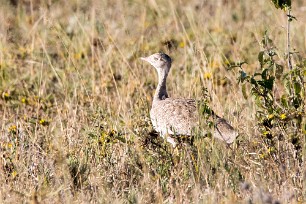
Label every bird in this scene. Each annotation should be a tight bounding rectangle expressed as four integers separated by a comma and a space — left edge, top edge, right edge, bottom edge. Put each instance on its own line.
140, 52, 238, 147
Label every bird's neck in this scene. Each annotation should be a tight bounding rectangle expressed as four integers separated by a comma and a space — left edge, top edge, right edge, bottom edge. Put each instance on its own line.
154, 69, 169, 100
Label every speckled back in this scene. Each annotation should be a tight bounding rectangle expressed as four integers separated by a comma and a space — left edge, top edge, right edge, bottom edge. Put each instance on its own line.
150, 98, 198, 136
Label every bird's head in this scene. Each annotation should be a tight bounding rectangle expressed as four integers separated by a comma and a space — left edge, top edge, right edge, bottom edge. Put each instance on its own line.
140, 53, 172, 72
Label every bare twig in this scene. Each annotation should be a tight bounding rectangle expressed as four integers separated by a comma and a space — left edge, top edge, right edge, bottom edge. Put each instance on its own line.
287, 9, 293, 70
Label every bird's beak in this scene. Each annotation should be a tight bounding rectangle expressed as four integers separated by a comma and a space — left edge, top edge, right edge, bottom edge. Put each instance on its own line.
140, 56, 149, 62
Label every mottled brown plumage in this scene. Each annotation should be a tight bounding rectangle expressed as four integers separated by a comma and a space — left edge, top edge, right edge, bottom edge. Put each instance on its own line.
141, 53, 238, 146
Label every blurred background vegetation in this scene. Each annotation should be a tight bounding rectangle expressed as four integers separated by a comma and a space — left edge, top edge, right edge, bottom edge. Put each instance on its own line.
0, 0, 305, 203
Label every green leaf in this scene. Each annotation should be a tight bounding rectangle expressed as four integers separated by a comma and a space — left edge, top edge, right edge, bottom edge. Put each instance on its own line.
198, 101, 212, 116
242, 84, 248, 99
258, 77, 275, 91
284, 80, 291, 94
280, 95, 288, 108
271, 0, 291, 10
261, 69, 269, 80
250, 77, 257, 85
254, 94, 263, 108
293, 96, 302, 109
258, 51, 264, 66
266, 77, 275, 90
294, 82, 302, 94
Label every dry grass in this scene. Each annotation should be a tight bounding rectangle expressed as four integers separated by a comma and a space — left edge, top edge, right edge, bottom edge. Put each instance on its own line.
0, 0, 305, 203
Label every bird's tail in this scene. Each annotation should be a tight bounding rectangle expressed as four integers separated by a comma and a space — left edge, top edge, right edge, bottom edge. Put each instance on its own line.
212, 113, 238, 144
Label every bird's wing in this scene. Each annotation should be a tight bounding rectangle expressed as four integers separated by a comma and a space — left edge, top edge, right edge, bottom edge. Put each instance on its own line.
150, 98, 198, 136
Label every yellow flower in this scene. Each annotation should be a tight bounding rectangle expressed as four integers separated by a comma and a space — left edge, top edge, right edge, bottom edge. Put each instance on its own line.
8, 125, 17, 134
11, 171, 18, 178
267, 147, 275, 154
74, 53, 81, 60
280, 114, 286, 120
179, 41, 185, 48
259, 153, 266, 159
39, 119, 49, 126
100, 132, 107, 143
204, 72, 212, 80
268, 114, 274, 119
263, 131, 270, 136
3, 92, 10, 100
21, 98, 27, 103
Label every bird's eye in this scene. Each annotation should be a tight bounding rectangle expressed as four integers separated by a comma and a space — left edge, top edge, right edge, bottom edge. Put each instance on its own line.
154, 57, 158, 61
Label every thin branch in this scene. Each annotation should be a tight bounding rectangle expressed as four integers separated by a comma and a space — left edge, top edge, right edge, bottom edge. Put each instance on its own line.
287, 9, 293, 70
